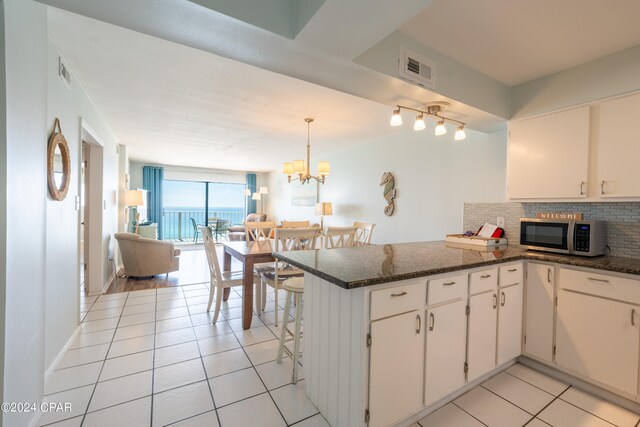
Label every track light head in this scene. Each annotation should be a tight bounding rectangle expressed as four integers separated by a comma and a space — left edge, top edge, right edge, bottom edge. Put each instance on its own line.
435, 121, 447, 136
390, 109, 402, 127
454, 126, 466, 141
413, 114, 425, 131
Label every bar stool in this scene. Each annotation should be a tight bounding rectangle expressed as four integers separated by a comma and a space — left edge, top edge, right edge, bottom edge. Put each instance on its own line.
277, 276, 304, 383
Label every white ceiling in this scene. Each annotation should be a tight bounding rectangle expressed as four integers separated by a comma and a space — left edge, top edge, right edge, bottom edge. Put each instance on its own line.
401, 0, 640, 86
48, 8, 395, 172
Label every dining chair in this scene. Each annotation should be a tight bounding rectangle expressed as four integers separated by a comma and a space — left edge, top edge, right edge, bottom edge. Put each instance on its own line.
200, 226, 243, 323
246, 221, 275, 241
190, 217, 201, 243
353, 221, 375, 245
281, 220, 311, 228
213, 219, 229, 242
325, 226, 357, 249
260, 227, 319, 326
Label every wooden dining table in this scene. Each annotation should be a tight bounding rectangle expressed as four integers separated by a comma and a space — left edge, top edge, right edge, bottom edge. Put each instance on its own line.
221, 240, 275, 330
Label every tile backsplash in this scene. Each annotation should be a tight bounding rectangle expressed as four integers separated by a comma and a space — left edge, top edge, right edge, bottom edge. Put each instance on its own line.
463, 202, 640, 258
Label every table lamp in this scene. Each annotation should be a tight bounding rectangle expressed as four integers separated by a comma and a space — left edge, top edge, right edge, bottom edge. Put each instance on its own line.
124, 189, 144, 233
252, 192, 263, 214
315, 202, 333, 230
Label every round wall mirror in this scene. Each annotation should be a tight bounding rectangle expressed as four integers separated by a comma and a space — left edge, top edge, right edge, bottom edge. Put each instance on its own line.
47, 118, 71, 201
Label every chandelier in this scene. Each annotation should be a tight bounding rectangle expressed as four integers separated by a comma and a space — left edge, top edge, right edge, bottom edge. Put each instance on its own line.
283, 118, 330, 185
390, 101, 466, 140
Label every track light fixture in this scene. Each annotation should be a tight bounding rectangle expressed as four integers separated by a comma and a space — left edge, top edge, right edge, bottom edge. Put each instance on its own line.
389, 102, 466, 140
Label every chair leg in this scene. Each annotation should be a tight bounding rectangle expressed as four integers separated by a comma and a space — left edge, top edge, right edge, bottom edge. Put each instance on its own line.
212, 284, 224, 323
277, 290, 292, 364
261, 279, 267, 311
206, 278, 215, 312
274, 286, 279, 327
255, 280, 262, 316
292, 292, 303, 384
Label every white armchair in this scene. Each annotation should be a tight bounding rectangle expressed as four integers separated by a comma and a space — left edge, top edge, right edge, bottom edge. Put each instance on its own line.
115, 232, 180, 277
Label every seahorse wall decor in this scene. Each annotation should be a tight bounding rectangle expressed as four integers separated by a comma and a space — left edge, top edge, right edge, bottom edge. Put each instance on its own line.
379, 172, 396, 216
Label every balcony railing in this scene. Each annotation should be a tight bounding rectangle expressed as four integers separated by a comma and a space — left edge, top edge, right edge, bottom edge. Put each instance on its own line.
162, 208, 245, 241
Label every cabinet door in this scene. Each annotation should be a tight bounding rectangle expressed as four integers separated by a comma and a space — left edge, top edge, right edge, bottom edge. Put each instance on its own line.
497, 283, 523, 365
467, 291, 498, 382
556, 290, 640, 396
507, 106, 589, 199
369, 310, 424, 427
524, 263, 555, 362
425, 300, 466, 406
597, 93, 640, 198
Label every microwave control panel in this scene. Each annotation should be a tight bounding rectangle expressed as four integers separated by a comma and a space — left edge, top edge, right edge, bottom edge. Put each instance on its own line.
574, 224, 591, 253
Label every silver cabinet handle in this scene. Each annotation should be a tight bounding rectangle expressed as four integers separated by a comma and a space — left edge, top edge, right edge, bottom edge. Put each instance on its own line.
480, 274, 492, 279
588, 277, 610, 284
579, 181, 585, 196
443, 281, 456, 286
501, 291, 506, 307
601, 180, 605, 195
632, 309, 636, 327
429, 312, 435, 331
493, 293, 498, 309
508, 268, 518, 272
547, 268, 552, 284
416, 314, 421, 334
390, 291, 407, 297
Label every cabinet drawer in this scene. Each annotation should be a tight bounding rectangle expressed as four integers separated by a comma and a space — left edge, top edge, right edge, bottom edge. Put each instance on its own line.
470, 268, 498, 295
428, 273, 467, 305
371, 281, 426, 321
499, 263, 523, 287
559, 268, 640, 304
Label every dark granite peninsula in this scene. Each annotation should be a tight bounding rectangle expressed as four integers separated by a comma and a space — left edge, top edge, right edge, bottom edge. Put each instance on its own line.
274, 241, 640, 427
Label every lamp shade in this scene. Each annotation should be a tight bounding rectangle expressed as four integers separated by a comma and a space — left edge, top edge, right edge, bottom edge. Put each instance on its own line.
315, 202, 333, 216
413, 115, 426, 131
252, 192, 261, 201
454, 126, 466, 141
317, 161, 330, 176
293, 160, 306, 174
283, 162, 294, 175
435, 121, 447, 136
390, 109, 402, 126
243, 188, 251, 196
124, 189, 144, 207
259, 186, 269, 194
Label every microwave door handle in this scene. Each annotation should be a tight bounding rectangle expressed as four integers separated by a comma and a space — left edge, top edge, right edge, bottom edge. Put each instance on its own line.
568, 221, 576, 254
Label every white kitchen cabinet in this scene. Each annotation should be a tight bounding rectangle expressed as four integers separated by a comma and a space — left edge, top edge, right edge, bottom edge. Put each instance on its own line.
369, 310, 424, 427
555, 289, 640, 396
507, 106, 589, 199
597, 92, 640, 198
524, 263, 555, 362
425, 300, 467, 406
467, 290, 498, 382
497, 283, 523, 365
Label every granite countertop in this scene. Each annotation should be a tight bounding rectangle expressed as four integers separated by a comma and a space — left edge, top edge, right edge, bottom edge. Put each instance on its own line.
274, 241, 640, 289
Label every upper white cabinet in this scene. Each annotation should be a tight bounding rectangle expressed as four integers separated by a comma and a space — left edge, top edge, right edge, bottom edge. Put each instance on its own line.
597, 92, 640, 198
507, 106, 590, 199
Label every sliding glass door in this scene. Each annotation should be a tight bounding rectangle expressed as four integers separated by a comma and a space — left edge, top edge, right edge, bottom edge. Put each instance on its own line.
162, 179, 245, 241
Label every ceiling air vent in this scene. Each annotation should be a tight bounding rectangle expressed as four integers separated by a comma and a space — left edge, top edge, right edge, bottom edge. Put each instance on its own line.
58, 57, 71, 87
398, 47, 435, 89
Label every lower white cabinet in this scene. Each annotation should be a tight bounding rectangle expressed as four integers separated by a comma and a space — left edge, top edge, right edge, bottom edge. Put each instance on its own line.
524, 263, 555, 362
467, 291, 498, 382
369, 310, 424, 427
497, 283, 523, 365
556, 289, 640, 396
425, 300, 467, 406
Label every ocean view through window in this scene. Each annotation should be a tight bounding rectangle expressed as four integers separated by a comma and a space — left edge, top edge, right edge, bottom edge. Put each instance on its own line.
162, 180, 245, 241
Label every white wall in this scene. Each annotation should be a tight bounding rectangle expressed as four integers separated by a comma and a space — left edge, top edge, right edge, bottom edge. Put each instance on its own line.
3, 1, 48, 426
45, 35, 121, 368
268, 125, 507, 244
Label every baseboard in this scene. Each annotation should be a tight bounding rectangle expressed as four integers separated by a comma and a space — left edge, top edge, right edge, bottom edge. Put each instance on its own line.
30, 324, 83, 427
102, 269, 117, 294
518, 357, 640, 414
397, 359, 518, 427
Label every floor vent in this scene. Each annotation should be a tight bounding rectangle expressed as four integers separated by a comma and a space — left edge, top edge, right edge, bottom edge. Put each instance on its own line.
398, 47, 435, 89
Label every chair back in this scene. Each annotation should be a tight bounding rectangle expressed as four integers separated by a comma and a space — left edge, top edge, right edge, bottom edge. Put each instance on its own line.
325, 226, 357, 249
281, 220, 311, 228
246, 221, 275, 242
274, 227, 320, 252
190, 217, 198, 231
353, 221, 375, 245
200, 226, 223, 286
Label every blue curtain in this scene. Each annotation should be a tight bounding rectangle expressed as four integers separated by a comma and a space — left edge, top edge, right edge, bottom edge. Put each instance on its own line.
143, 166, 164, 239
246, 173, 257, 214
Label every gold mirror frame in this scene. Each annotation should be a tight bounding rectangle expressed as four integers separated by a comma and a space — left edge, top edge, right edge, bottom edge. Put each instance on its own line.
47, 118, 71, 201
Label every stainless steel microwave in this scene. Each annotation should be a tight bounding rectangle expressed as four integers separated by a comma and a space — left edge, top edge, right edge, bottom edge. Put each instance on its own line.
520, 218, 607, 257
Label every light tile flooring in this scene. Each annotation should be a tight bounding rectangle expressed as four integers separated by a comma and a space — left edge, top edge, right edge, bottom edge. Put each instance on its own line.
64, 282, 639, 427
44, 283, 327, 427
415, 364, 640, 427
